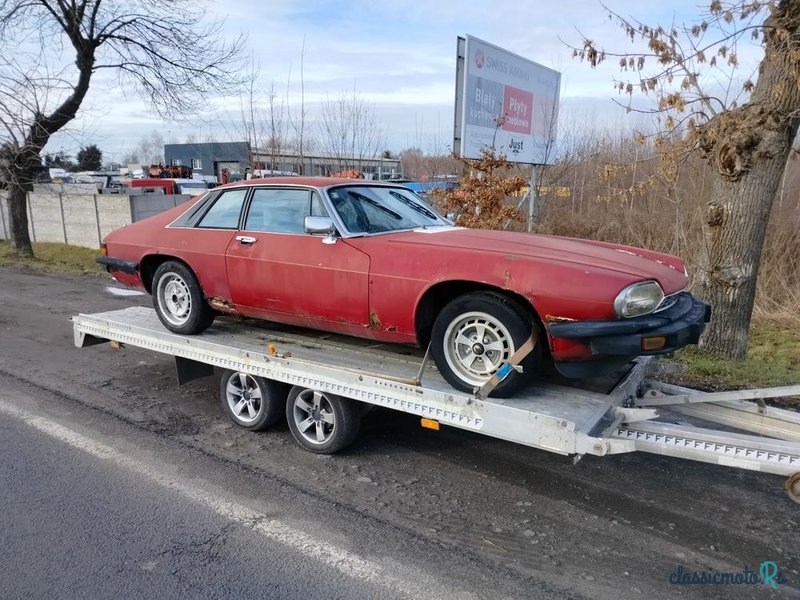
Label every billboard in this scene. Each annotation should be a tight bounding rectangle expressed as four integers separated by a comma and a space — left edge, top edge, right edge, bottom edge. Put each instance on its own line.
454, 35, 561, 165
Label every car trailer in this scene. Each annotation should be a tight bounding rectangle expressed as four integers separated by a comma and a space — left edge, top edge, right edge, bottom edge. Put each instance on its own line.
73, 306, 800, 504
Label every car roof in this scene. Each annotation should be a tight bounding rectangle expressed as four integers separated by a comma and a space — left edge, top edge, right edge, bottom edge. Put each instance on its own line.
217, 177, 405, 189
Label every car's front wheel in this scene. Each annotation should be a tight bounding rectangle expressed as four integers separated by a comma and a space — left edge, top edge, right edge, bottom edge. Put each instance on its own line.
152, 260, 215, 334
430, 292, 540, 397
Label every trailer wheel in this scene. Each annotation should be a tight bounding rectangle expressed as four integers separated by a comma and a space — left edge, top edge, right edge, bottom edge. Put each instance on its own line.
220, 371, 285, 431
152, 260, 215, 334
286, 387, 361, 454
786, 472, 800, 505
430, 291, 540, 398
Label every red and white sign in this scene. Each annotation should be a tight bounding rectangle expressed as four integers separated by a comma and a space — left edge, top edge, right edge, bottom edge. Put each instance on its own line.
455, 35, 560, 164
501, 85, 533, 134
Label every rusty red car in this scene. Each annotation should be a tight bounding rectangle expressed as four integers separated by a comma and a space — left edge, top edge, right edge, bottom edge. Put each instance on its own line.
98, 177, 710, 397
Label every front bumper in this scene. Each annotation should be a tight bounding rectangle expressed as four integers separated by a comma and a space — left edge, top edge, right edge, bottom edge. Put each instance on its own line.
548, 292, 711, 378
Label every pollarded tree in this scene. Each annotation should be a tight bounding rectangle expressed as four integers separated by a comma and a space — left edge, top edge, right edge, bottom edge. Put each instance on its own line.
77, 144, 103, 172
574, 1, 800, 359
0, 1, 245, 257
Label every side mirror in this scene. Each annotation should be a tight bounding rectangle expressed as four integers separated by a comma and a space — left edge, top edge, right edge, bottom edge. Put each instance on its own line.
304, 215, 337, 244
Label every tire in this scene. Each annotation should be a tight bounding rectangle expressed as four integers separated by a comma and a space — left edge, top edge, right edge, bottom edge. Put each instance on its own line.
430, 291, 541, 398
220, 371, 286, 431
285, 386, 361, 454
152, 260, 215, 334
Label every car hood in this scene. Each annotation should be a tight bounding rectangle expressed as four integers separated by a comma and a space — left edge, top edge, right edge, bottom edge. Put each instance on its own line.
370, 227, 688, 293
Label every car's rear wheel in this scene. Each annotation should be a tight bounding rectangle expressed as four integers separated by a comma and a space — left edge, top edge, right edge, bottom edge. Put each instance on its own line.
152, 260, 215, 334
430, 292, 540, 397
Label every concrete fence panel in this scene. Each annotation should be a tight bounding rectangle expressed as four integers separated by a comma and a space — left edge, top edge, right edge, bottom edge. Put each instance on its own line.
28, 192, 67, 244
97, 195, 134, 243
2, 190, 187, 249
62, 193, 103, 248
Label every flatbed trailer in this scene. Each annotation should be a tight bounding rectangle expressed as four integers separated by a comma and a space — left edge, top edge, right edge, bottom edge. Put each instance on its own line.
73, 307, 800, 504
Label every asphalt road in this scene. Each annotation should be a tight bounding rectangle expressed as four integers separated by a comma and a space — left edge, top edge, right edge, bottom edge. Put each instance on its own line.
0, 266, 798, 599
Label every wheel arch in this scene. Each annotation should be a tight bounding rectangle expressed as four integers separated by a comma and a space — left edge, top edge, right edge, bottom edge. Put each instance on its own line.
140, 253, 191, 294
414, 280, 546, 347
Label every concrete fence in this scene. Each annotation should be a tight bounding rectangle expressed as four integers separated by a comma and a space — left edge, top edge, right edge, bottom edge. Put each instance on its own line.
0, 191, 190, 249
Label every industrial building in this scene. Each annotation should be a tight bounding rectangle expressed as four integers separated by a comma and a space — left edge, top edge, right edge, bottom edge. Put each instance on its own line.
164, 142, 402, 182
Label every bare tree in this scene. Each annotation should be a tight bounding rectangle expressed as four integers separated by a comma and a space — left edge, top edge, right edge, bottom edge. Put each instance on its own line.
0, 0, 244, 256
288, 38, 308, 175
265, 82, 288, 172
573, 1, 800, 359
318, 86, 383, 173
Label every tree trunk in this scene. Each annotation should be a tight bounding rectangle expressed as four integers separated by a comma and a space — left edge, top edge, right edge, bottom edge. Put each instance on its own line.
7, 180, 33, 257
698, 1, 800, 359
699, 154, 787, 358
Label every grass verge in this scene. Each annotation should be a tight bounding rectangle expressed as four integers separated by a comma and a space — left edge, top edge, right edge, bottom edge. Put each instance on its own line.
663, 323, 800, 405
0, 240, 103, 276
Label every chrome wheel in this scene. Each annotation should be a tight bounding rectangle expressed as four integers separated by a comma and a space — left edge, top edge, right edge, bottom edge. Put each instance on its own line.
225, 372, 263, 424
443, 311, 514, 387
156, 272, 192, 327
291, 389, 336, 445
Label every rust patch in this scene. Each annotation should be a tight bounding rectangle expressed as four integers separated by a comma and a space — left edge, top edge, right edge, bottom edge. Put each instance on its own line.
504, 269, 512, 284
545, 314, 577, 324
209, 296, 237, 313
369, 310, 381, 329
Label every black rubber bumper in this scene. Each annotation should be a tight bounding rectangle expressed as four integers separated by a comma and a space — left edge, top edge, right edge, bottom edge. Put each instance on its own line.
549, 292, 711, 357
96, 256, 139, 275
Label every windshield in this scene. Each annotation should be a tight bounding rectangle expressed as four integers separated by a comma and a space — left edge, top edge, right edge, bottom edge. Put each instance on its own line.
326, 186, 449, 234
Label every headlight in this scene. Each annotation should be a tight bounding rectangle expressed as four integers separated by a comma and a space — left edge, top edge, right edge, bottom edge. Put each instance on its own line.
614, 281, 665, 318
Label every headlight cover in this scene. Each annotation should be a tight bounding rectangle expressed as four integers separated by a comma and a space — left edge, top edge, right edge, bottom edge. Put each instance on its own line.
614, 281, 665, 318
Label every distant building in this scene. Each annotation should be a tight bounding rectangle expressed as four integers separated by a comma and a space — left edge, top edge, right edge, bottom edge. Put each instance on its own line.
164, 142, 402, 183
164, 142, 250, 182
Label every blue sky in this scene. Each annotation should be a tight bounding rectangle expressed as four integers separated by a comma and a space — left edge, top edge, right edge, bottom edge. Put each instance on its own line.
56, 0, 763, 163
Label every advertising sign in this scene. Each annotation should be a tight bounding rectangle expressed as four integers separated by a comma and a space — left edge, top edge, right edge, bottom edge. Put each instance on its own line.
454, 35, 561, 164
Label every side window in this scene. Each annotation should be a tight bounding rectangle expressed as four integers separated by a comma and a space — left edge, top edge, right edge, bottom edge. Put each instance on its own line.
311, 191, 329, 217
197, 189, 247, 229
245, 188, 311, 234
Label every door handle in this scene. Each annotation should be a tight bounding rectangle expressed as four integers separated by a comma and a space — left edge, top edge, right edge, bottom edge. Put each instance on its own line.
236, 235, 257, 245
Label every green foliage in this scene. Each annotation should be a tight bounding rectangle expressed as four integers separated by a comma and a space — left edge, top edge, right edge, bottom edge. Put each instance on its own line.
76, 144, 103, 171
43, 151, 76, 172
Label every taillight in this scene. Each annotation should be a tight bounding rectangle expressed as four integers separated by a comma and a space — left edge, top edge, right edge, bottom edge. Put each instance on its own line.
100, 242, 108, 256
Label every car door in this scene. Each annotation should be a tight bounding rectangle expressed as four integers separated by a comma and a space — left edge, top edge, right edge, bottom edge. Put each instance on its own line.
169, 187, 249, 300
225, 187, 371, 330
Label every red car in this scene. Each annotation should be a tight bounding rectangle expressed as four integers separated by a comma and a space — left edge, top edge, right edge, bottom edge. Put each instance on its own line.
98, 177, 710, 397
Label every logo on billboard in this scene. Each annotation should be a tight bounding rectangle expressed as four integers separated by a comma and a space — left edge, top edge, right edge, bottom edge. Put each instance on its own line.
474, 49, 485, 69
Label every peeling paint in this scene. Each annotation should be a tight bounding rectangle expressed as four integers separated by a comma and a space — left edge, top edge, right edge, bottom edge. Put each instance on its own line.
369, 310, 381, 329
209, 296, 237, 313
545, 314, 577, 324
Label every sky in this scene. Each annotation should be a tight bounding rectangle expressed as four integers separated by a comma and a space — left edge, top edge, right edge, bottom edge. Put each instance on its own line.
48, 0, 765, 164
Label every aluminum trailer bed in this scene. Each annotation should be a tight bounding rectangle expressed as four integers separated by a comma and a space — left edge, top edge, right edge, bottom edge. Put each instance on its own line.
73, 307, 800, 503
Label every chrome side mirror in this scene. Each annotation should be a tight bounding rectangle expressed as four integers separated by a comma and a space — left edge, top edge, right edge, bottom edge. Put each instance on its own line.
304, 215, 337, 244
